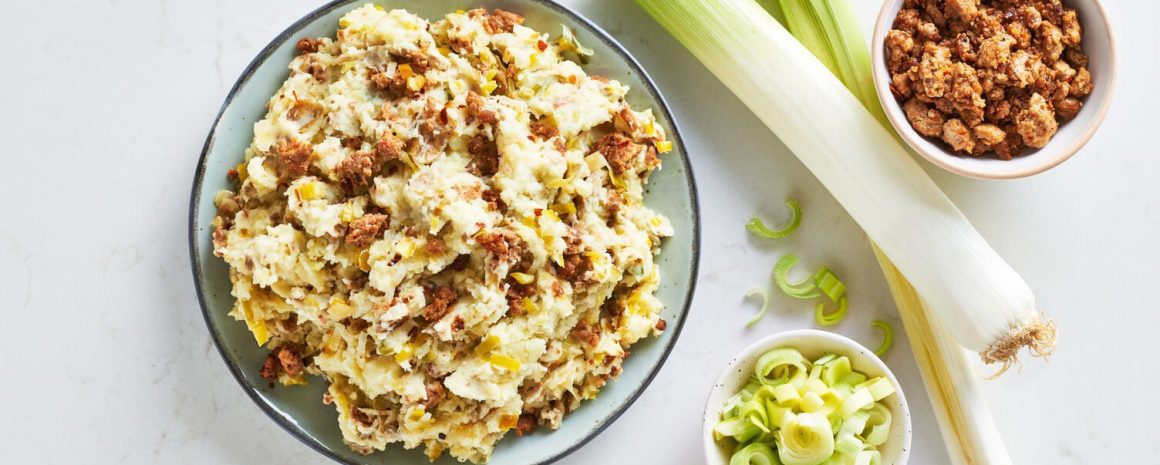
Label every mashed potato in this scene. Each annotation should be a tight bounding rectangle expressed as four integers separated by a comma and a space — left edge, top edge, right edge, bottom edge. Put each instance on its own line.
211, 5, 674, 463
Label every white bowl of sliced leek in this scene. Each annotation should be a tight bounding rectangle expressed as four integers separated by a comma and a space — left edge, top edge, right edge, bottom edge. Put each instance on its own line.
704, 330, 911, 465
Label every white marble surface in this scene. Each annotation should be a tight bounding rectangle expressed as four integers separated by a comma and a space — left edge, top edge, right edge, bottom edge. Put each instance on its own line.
2, 0, 1157, 463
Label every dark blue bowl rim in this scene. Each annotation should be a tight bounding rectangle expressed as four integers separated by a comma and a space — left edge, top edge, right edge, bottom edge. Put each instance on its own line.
188, 1, 701, 464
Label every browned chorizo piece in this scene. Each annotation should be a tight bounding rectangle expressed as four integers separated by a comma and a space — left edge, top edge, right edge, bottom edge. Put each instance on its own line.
976, 33, 1015, 69
260, 352, 280, 383
919, 43, 954, 98
529, 121, 559, 141
472, 9, 524, 34
423, 285, 458, 322
369, 69, 406, 96
335, 151, 375, 194
916, 21, 941, 42
1015, 93, 1058, 148
514, 414, 537, 436
481, 188, 504, 211
304, 56, 328, 81
467, 134, 500, 176
1007, 50, 1037, 89
903, 98, 946, 137
477, 230, 530, 269
260, 346, 304, 384
655, 318, 667, 331
556, 253, 591, 284
1055, 97, 1083, 121
1065, 47, 1088, 68
949, 63, 985, 125
885, 30, 916, 74
423, 382, 445, 410
1037, 22, 1065, 62
396, 48, 433, 74
374, 134, 404, 163
425, 236, 447, 256
276, 346, 304, 377
1007, 21, 1032, 49
941, 118, 975, 153
273, 137, 313, 178
972, 123, 1007, 146
592, 133, 643, 175
1062, 8, 1081, 44
350, 407, 373, 427
465, 92, 498, 125
890, 71, 913, 98
894, 6, 920, 32
1071, 67, 1093, 97
296, 37, 322, 54
343, 317, 371, 333
944, 0, 977, 22
570, 320, 600, 347
345, 214, 389, 247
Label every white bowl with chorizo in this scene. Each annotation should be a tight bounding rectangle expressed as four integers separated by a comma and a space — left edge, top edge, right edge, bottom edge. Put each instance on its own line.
872, 0, 1116, 179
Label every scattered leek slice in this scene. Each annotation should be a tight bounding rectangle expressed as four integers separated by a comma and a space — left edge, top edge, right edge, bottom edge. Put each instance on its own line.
812, 266, 845, 302
756, 348, 808, 386
746, 288, 771, 327
834, 432, 865, 457
558, 24, 594, 64
510, 272, 535, 284
870, 320, 894, 356
634, 0, 1055, 367
747, 199, 802, 239
488, 353, 521, 372
854, 450, 881, 465
774, 255, 821, 299
839, 388, 873, 418
862, 404, 892, 447
731, 442, 779, 465
814, 297, 848, 327
777, 412, 835, 465
820, 356, 851, 387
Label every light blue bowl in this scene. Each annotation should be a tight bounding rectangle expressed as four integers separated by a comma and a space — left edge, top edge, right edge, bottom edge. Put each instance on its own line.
188, 1, 699, 463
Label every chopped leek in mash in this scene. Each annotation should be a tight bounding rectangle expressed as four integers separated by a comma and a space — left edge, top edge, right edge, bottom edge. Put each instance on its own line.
211, 5, 674, 463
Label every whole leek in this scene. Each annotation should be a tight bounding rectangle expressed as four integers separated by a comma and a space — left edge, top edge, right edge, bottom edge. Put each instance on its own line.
634, 0, 1055, 368
766, 1, 1020, 463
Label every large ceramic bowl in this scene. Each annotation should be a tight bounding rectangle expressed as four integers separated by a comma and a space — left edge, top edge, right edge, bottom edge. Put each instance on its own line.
188, 1, 700, 464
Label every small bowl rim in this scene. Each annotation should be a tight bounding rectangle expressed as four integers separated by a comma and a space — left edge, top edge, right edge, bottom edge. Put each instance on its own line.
870, 0, 1118, 180
701, 330, 912, 465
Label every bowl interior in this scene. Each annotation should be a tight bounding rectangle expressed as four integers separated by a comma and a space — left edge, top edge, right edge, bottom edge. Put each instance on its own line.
189, 1, 699, 464
702, 330, 912, 465
872, 0, 1116, 179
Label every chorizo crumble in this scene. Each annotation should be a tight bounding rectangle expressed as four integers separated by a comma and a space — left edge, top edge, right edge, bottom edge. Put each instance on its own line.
210, 5, 675, 463
885, 0, 1092, 159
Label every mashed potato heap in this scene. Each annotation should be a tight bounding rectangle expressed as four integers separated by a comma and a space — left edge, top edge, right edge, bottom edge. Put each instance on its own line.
211, 5, 674, 463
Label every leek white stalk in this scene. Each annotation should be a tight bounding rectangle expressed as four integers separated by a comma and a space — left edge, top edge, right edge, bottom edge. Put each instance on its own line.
873, 249, 1014, 465
766, 1, 1019, 462
634, 0, 1055, 367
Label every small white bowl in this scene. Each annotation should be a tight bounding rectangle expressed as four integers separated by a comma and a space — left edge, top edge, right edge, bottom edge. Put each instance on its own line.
871, 0, 1117, 179
703, 330, 912, 465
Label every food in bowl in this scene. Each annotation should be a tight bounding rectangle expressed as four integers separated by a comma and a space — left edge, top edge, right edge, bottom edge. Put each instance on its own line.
712, 347, 897, 465
209, 4, 675, 463
884, 0, 1093, 159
